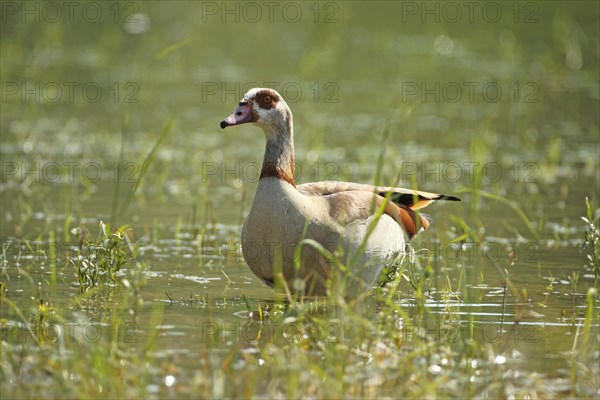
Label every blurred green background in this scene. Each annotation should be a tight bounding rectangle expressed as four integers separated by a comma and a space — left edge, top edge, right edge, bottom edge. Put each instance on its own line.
1, 1, 597, 232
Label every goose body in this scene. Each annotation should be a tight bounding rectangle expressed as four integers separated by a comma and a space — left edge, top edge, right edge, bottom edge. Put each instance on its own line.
220, 88, 459, 296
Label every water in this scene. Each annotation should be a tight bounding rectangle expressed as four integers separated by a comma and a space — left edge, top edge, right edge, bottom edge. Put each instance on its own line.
1, 1, 599, 397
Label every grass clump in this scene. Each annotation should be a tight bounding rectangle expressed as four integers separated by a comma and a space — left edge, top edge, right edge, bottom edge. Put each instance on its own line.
70, 221, 139, 292
1, 222, 156, 399
581, 197, 600, 283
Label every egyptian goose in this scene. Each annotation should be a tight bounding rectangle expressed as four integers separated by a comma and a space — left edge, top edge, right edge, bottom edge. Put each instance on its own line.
220, 88, 459, 296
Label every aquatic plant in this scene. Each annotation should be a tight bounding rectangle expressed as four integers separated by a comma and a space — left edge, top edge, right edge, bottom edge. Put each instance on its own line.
581, 197, 600, 282
70, 221, 139, 292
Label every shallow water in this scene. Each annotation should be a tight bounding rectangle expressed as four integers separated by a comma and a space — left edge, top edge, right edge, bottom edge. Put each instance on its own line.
1, 1, 599, 398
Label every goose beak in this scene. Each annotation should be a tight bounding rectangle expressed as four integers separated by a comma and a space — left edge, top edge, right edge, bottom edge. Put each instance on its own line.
220, 102, 255, 129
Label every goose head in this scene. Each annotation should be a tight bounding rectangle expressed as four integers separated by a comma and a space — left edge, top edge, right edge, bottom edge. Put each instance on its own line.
220, 88, 292, 136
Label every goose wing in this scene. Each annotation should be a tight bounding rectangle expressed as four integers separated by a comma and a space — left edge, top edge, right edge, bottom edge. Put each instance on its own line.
298, 182, 459, 238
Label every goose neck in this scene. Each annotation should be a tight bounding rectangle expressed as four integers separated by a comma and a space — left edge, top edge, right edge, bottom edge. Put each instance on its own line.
260, 117, 295, 186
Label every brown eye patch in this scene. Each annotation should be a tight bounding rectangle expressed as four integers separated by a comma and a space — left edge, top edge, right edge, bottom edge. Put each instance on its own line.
255, 90, 279, 110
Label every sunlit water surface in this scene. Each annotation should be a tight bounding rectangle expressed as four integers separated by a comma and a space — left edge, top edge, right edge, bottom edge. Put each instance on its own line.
1, 1, 599, 397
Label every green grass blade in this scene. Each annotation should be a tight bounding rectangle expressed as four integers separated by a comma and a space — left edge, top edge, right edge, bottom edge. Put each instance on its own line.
117, 115, 177, 219
455, 187, 541, 240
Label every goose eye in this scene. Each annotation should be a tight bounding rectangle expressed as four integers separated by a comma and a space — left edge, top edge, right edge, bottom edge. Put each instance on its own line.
263, 95, 271, 104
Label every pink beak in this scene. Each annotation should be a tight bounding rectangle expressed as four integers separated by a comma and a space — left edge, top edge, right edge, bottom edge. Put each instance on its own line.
220, 102, 255, 129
